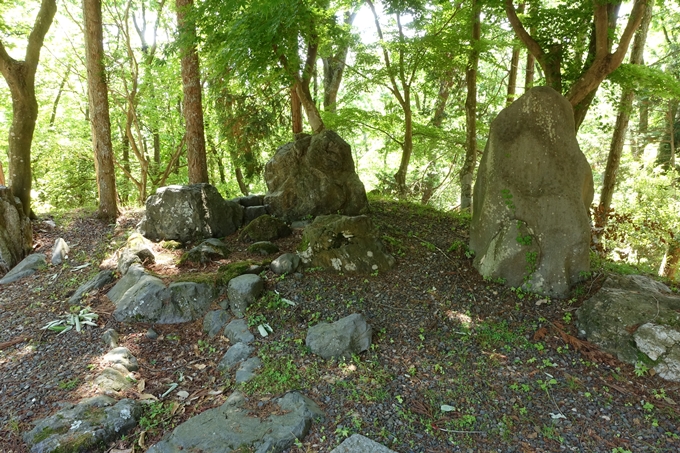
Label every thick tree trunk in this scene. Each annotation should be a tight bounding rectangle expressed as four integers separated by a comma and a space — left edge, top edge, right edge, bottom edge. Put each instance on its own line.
0, 0, 57, 216
176, 0, 209, 184
83, 0, 118, 220
460, 0, 481, 211
295, 80, 324, 133
291, 85, 303, 134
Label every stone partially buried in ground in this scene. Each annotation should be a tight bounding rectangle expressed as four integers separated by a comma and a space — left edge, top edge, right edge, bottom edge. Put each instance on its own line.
23, 395, 141, 453
203, 309, 231, 338
306, 313, 372, 359
218, 342, 254, 372
271, 253, 300, 275
330, 434, 397, 453
0, 253, 46, 285
139, 183, 244, 243
298, 214, 395, 274
264, 131, 368, 222
146, 391, 324, 453
224, 318, 255, 344
68, 269, 115, 305
576, 274, 680, 381
179, 238, 230, 265
470, 86, 593, 298
227, 273, 264, 317
247, 241, 280, 255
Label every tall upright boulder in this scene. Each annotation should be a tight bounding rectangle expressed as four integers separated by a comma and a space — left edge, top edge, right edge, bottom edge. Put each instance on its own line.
264, 131, 368, 222
0, 186, 32, 275
470, 87, 594, 297
139, 184, 244, 243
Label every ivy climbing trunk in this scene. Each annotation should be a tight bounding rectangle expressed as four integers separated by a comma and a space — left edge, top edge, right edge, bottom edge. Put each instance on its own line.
83, 0, 118, 220
0, 0, 56, 217
177, 0, 209, 184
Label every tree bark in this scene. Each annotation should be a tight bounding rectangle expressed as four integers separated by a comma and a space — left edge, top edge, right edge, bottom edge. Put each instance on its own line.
525, 51, 535, 91
0, 0, 57, 216
322, 12, 356, 113
83, 0, 119, 220
291, 84, 303, 134
460, 0, 481, 211
176, 0, 209, 184
507, 3, 524, 106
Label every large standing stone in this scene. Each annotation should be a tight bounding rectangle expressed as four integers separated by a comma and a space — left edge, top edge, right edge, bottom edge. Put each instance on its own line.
146, 391, 324, 453
0, 186, 32, 275
306, 313, 372, 359
298, 215, 395, 274
264, 131, 369, 221
470, 87, 594, 297
139, 184, 244, 243
576, 274, 680, 381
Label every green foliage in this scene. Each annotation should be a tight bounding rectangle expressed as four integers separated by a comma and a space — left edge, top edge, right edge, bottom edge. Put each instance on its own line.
608, 64, 680, 100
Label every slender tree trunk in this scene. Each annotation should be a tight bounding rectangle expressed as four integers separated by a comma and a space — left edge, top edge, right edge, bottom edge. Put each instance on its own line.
432, 75, 454, 128
660, 237, 680, 281
670, 101, 677, 170
507, 3, 524, 106
394, 98, 413, 194
49, 69, 69, 128
0, 0, 56, 216
322, 12, 355, 113
83, 0, 118, 220
295, 80, 324, 133
460, 0, 481, 211
176, 0, 208, 184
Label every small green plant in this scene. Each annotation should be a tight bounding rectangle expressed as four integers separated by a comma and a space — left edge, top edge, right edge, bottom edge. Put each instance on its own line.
634, 361, 649, 377
42, 306, 99, 334
501, 189, 516, 212
248, 313, 268, 328
516, 234, 532, 246
57, 378, 80, 390
197, 339, 216, 354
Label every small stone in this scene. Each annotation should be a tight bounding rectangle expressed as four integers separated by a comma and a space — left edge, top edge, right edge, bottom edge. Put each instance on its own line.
218, 343, 254, 373
102, 329, 119, 348
235, 357, 262, 383
224, 319, 255, 344
146, 328, 159, 340
103, 347, 139, 372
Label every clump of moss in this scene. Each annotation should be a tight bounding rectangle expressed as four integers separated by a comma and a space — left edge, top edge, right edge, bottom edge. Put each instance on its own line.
33, 425, 69, 443
216, 260, 260, 286
247, 241, 280, 255
238, 215, 291, 242
172, 272, 217, 286
160, 240, 183, 250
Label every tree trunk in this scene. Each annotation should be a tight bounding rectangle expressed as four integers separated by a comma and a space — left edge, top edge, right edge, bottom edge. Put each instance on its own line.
660, 237, 680, 281
322, 12, 355, 113
432, 75, 454, 128
295, 79, 324, 133
0, 0, 57, 216
83, 0, 119, 220
394, 98, 413, 195
176, 0, 209, 184
49, 69, 69, 128
291, 84, 303, 134
525, 51, 535, 91
460, 0, 480, 211
507, 3, 524, 106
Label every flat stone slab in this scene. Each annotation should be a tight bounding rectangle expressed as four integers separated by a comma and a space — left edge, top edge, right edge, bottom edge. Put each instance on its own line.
23, 395, 141, 453
330, 434, 397, 453
0, 253, 46, 284
146, 391, 324, 453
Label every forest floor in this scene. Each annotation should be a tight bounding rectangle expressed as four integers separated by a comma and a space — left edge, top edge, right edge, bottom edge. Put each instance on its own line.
1, 198, 679, 453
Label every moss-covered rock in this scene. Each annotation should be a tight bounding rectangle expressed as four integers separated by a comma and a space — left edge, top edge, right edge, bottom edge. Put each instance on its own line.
238, 215, 291, 243
247, 241, 280, 255
216, 260, 264, 287
178, 238, 230, 265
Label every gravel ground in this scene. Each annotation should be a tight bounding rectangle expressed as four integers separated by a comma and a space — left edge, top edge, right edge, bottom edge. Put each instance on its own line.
1, 199, 679, 453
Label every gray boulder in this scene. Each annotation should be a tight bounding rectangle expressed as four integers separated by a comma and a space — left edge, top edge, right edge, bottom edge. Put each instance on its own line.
238, 214, 291, 242
68, 270, 115, 305
470, 86, 593, 298
298, 215, 395, 274
218, 342, 254, 372
146, 391, 323, 453
306, 313, 372, 359
139, 183, 244, 243
107, 267, 215, 323
224, 318, 255, 344
248, 241, 280, 255
203, 309, 231, 338
0, 253, 46, 285
227, 273, 264, 317
23, 396, 141, 453
233, 194, 264, 207
235, 356, 262, 383
576, 274, 680, 381
245, 205, 268, 224
331, 434, 398, 453
271, 253, 300, 275
264, 131, 368, 221
0, 186, 32, 274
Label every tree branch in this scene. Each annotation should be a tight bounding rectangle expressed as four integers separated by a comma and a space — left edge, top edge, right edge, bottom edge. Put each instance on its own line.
25, 0, 57, 67
504, 0, 545, 64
